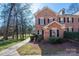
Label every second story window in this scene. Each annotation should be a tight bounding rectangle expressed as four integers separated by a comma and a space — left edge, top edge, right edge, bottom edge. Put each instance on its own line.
38, 17, 45, 25
48, 17, 53, 23
67, 17, 73, 23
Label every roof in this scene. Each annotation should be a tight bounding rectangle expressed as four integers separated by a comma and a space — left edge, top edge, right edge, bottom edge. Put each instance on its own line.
73, 11, 79, 15
34, 7, 58, 16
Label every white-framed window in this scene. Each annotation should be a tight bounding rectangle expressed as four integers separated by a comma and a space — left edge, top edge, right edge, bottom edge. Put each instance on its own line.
69, 17, 72, 22
36, 19, 38, 24
40, 17, 44, 25
49, 17, 53, 23
67, 27, 73, 32
67, 17, 73, 23
37, 30, 42, 35
59, 17, 64, 24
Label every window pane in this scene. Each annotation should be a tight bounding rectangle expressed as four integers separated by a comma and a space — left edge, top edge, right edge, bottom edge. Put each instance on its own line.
60, 18, 64, 24
40, 17, 44, 25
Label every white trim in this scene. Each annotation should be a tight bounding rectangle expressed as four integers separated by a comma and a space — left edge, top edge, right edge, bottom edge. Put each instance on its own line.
40, 17, 44, 19
52, 28, 57, 30
45, 21, 64, 27
43, 21, 65, 29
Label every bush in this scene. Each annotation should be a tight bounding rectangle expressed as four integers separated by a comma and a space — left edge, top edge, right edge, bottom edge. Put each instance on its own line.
30, 34, 43, 42
64, 32, 79, 40
48, 37, 63, 44
36, 35, 43, 42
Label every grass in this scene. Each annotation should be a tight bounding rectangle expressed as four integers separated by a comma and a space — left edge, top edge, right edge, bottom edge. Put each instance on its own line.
17, 43, 41, 55
0, 41, 20, 51
0, 35, 29, 52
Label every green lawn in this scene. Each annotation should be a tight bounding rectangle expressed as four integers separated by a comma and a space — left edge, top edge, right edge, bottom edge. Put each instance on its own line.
0, 41, 20, 51
0, 35, 29, 52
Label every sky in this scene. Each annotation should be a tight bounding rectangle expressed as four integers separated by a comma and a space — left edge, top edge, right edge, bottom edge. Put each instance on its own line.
31, 3, 71, 14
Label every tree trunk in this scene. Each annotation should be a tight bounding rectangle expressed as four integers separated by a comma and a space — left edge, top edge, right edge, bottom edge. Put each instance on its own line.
4, 3, 15, 40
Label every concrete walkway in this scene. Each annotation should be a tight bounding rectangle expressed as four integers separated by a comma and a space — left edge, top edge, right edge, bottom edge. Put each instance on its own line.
0, 37, 30, 56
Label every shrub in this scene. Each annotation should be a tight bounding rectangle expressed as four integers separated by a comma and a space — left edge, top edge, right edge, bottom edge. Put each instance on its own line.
48, 37, 63, 44
64, 32, 79, 40
30, 33, 43, 42
36, 35, 43, 42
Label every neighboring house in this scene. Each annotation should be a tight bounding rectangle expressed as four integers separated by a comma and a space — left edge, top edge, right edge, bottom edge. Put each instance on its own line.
35, 7, 79, 40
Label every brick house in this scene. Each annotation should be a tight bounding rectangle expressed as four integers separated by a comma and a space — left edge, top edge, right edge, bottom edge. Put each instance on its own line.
35, 7, 79, 40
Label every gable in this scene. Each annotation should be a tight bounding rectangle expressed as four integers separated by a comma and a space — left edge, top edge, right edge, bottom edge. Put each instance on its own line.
43, 21, 65, 30
35, 7, 58, 17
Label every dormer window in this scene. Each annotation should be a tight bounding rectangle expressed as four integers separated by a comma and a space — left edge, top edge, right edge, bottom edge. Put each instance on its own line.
59, 8, 65, 15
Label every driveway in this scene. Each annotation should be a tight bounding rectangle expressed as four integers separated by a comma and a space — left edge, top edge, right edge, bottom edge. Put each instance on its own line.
0, 37, 30, 56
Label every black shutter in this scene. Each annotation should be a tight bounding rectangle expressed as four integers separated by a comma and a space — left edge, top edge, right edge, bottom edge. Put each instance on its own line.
48, 19, 49, 23
64, 17, 65, 23
67, 28, 69, 32
78, 28, 79, 32
72, 28, 73, 32
78, 18, 79, 22
53, 18, 55, 21
37, 30, 39, 34
67, 17, 69, 23
57, 30, 59, 37
38, 18, 40, 24
59, 17, 61, 23
72, 18, 74, 23
42, 30, 44, 39
50, 30, 52, 37
44, 18, 45, 25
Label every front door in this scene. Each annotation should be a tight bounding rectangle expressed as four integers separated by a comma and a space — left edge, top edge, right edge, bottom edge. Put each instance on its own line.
52, 29, 57, 37
50, 28, 59, 37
